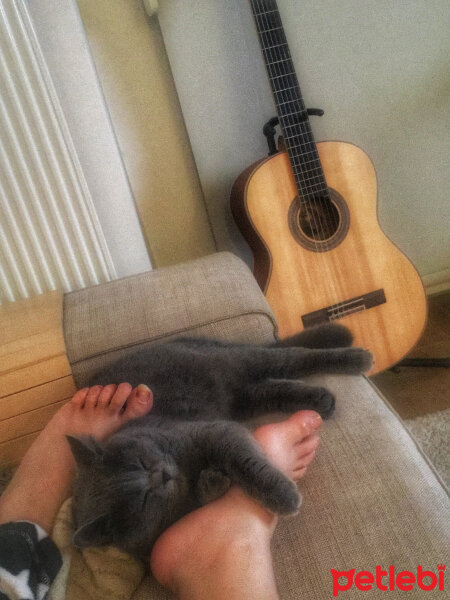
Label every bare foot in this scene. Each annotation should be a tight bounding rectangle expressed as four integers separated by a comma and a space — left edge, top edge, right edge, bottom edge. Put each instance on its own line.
150, 410, 322, 600
0, 383, 153, 532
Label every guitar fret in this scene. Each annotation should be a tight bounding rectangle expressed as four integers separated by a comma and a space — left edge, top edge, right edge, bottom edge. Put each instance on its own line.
283, 119, 307, 129
290, 149, 319, 159
292, 165, 323, 176
284, 129, 315, 142
293, 166, 324, 179
280, 109, 305, 118
269, 72, 296, 79
287, 143, 318, 152
291, 161, 322, 172
295, 157, 322, 167
275, 85, 301, 94
294, 175, 324, 184
291, 159, 323, 173
283, 131, 313, 142
297, 183, 328, 196
257, 9, 278, 16
284, 134, 312, 143
266, 58, 291, 66
277, 98, 301, 106
260, 26, 283, 33
263, 42, 288, 49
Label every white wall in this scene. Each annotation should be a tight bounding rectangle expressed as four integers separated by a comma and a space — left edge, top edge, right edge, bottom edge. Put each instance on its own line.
26, 0, 152, 278
158, 0, 450, 292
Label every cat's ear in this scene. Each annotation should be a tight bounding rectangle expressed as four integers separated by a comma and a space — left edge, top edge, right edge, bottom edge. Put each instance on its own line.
66, 435, 103, 466
72, 515, 112, 548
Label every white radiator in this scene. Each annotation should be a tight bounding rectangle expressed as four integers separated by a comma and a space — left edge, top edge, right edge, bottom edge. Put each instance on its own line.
0, 0, 116, 304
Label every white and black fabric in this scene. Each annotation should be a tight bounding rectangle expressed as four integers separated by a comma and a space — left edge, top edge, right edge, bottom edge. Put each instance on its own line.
0, 522, 62, 600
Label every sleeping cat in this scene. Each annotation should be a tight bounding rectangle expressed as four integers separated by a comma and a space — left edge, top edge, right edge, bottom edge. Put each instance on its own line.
68, 323, 372, 558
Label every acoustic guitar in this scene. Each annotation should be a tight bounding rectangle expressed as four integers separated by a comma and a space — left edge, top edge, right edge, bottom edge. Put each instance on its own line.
231, 0, 427, 375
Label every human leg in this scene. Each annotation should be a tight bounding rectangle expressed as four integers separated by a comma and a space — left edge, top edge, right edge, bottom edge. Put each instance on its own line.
0, 384, 153, 600
150, 410, 322, 600
0, 383, 153, 532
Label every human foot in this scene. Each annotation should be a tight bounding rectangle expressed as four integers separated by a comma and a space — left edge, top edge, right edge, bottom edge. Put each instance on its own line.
252, 409, 322, 480
0, 383, 153, 532
150, 410, 322, 598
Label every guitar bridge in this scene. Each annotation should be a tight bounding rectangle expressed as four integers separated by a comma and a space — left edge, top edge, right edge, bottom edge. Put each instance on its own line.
301, 289, 387, 327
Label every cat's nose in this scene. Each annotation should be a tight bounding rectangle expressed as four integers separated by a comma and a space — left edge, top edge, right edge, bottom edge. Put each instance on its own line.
149, 466, 175, 486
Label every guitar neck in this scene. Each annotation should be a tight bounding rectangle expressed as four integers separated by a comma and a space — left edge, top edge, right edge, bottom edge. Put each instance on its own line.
249, 0, 327, 200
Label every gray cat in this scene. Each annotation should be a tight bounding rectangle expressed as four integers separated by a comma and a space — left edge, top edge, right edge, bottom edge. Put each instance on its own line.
68, 323, 372, 558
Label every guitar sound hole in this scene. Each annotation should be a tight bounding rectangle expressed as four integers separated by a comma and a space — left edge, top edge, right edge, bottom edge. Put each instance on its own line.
298, 196, 340, 241
288, 188, 350, 252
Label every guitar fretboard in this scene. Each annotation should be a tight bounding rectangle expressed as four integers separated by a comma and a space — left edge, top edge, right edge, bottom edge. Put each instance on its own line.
249, 0, 328, 201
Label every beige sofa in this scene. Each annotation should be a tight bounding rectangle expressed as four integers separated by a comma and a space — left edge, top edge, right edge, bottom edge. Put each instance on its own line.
58, 251, 450, 599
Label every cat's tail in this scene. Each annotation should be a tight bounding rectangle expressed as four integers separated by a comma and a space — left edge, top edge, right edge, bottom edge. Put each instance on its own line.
272, 323, 353, 349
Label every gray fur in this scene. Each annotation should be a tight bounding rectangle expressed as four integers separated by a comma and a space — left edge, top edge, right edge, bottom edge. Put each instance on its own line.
68, 323, 372, 557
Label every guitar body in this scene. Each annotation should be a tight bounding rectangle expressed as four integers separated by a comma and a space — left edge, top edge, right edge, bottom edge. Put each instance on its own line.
231, 141, 427, 375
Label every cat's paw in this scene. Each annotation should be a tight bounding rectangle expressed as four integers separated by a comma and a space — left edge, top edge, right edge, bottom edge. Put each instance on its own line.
264, 478, 302, 516
352, 348, 374, 373
197, 468, 231, 505
337, 347, 374, 373
314, 387, 336, 418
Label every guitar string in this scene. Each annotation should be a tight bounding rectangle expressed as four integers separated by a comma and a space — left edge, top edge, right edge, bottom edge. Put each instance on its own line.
253, 0, 340, 248
256, 2, 340, 241
252, 0, 344, 320
256, 0, 346, 319
263, 1, 342, 246
252, 0, 327, 298
256, 0, 348, 323
252, 0, 327, 252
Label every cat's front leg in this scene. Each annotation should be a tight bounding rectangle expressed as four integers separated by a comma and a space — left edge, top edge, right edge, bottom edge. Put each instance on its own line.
194, 422, 301, 516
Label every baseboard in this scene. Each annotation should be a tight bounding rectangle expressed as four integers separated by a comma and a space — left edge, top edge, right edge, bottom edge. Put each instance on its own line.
422, 268, 450, 296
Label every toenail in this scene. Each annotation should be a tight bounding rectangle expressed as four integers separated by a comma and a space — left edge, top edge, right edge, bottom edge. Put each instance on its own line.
306, 414, 322, 428
136, 384, 151, 401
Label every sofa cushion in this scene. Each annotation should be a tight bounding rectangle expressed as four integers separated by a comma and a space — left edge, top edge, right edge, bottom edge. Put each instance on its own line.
63, 252, 277, 387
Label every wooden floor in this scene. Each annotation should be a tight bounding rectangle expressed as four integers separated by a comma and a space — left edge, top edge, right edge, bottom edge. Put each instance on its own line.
371, 291, 450, 419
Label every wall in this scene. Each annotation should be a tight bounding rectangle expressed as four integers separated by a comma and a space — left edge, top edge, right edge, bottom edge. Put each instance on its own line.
24, 0, 152, 281
76, 0, 216, 267
158, 0, 450, 292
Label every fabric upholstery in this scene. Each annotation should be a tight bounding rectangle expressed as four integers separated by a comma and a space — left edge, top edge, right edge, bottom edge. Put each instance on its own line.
133, 374, 450, 600
63, 252, 277, 387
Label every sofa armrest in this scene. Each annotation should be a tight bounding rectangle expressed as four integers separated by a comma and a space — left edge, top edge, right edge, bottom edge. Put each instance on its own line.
63, 252, 277, 387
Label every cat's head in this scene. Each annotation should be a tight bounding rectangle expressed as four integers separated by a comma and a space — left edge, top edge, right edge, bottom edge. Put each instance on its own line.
67, 434, 190, 557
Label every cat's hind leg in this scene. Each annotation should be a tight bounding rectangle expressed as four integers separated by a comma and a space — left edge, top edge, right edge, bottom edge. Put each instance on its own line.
234, 379, 335, 420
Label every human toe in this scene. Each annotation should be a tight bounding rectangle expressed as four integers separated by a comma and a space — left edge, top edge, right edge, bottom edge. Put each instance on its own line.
96, 384, 118, 408
108, 382, 133, 413
84, 385, 104, 409
296, 433, 320, 456
70, 388, 89, 408
288, 410, 322, 438
123, 384, 153, 420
